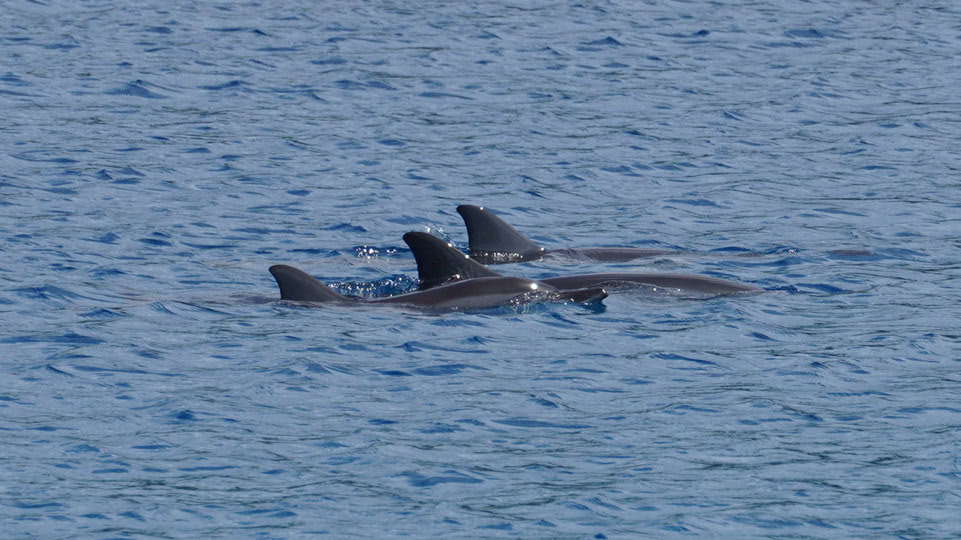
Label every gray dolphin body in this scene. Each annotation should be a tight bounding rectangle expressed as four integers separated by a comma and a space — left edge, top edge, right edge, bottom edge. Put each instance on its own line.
402, 232, 760, 295
457, 204, 677, 264
269, 264, 607, 310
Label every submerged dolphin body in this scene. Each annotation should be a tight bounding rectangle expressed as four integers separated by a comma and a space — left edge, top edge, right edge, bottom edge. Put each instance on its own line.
402, 232, 760, 295
456, 204, 677, 264
268, 264, 607, 310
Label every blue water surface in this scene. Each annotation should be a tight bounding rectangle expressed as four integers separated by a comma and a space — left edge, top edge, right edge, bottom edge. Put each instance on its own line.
2, 1, 961, 538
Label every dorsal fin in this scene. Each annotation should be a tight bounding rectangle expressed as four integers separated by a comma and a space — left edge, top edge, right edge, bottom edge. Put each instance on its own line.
456, 205, 546, 263
269, 265, 346, 302
402, 232, 501, 289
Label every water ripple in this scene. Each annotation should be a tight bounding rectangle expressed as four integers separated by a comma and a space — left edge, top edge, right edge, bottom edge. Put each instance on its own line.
2, 1, 960, 538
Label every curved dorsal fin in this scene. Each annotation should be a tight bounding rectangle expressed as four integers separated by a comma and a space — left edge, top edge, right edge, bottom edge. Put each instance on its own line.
456, 205, 545, 263
402, 232, 501, 289
269, 265, 346, 302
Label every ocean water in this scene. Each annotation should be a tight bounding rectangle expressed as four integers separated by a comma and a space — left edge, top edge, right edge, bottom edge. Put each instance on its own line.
2, 0, 960, 538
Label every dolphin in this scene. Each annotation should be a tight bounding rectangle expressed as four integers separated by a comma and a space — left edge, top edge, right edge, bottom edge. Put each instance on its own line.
269, 264, 607, 310
456, 204, 678, 264
402, 232, 760, 295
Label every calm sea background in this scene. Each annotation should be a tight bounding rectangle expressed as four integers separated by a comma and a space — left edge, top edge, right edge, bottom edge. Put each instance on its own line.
3, 1, 960, 538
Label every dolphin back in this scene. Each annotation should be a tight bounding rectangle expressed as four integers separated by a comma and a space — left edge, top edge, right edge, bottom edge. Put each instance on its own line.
371, 276, 555, 310
540, 273, 760, 295
456, 205, 546, 263
269, 265, 346, 302
562, 287, 609, 303
403, 231, 500, 289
